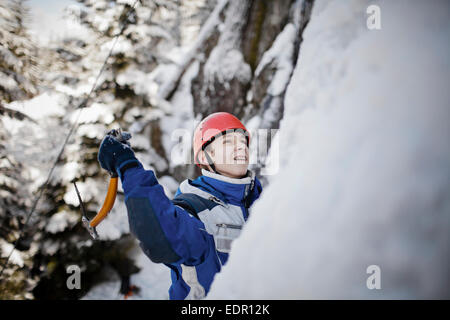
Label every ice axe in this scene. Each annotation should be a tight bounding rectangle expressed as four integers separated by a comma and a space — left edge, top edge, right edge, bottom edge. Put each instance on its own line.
74, 129, 131, 240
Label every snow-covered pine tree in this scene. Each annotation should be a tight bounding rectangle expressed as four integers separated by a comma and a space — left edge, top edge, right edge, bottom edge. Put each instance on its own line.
0, 0, 41, 300
0, 0, 38, 103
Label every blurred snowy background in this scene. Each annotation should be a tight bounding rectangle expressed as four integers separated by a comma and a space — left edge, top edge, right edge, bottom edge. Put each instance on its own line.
0, 0, 449, 299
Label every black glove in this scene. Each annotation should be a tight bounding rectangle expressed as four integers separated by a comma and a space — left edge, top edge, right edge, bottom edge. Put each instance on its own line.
97, 129, 141, 178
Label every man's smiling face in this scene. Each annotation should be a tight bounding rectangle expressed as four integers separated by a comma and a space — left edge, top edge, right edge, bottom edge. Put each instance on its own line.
200, 131, 249, 178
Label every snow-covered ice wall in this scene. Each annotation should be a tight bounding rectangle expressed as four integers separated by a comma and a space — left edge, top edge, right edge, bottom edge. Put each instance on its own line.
207, 0, 450, 299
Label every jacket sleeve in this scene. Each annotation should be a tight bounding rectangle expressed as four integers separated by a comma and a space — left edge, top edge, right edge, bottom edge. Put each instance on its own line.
121, 165, 209, 265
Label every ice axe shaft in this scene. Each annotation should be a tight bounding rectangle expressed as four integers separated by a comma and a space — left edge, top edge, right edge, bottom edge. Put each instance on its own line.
74, 181, 99, 240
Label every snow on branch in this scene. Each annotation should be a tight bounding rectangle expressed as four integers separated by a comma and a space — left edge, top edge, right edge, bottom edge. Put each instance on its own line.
157, 0, 229, 100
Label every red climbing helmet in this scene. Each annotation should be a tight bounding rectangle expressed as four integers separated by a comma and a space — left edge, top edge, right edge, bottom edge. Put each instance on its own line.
193, 112, 250, 167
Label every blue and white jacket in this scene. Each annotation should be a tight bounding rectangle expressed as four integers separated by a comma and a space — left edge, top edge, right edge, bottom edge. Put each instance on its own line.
121, 166, 263, 300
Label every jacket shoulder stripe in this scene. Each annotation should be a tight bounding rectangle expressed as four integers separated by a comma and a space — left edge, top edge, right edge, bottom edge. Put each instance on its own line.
172, 193, 218, 219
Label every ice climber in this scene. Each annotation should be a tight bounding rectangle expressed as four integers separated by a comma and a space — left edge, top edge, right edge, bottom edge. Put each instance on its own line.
97, 112, 263, 300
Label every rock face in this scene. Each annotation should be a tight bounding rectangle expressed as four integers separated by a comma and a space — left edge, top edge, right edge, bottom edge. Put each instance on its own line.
188, 0, 314, 183
191, 0, 253, 118
191, 0, 313, 125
